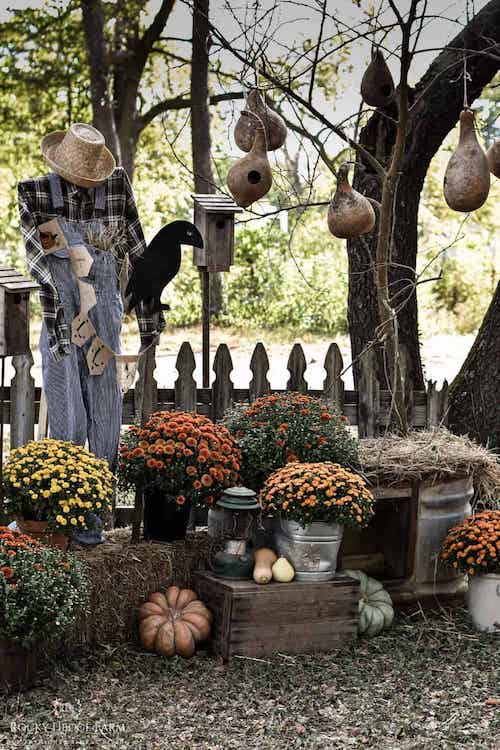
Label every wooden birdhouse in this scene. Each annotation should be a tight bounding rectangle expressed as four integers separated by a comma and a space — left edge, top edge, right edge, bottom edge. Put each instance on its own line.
0, 267, 38, 356
192, 194, 242, 272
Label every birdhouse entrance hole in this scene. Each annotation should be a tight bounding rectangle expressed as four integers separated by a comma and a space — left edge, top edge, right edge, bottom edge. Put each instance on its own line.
216, 219, 226, 230
247, 170, 262, 184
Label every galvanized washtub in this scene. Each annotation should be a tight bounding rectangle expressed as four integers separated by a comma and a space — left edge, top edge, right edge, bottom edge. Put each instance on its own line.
274, 519, 344, 581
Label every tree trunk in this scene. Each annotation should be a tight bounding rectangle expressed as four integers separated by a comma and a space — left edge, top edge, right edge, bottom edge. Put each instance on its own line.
191, 0, 223, 315
348, 0, 500, 392
81, 0, 121, 162
448, 281, 500, 449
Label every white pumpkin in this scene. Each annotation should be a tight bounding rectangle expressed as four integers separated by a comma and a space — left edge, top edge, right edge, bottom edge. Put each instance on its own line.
344, 569, 394, 637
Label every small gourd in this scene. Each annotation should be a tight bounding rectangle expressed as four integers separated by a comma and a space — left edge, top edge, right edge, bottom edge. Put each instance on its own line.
253, 547, 277, 584
486, 140, 500, 179
360, 48, 395, 108
272, 557, 295, 583
234, 89, 287, 152
344, 569, 394, 638
227, 111, 273, 207
328, 163, 376, 239
444, 109, 490, 212
138, 586, 212, 658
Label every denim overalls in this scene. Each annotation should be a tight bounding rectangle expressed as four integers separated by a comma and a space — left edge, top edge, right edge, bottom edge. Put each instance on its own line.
40, 173, 123, 479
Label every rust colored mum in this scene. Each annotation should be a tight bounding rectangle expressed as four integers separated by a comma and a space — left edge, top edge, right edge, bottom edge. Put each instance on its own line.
441, 510, 500, 577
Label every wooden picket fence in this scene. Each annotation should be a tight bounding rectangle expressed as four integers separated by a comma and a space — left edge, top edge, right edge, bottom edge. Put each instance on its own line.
2, 340, 450, 451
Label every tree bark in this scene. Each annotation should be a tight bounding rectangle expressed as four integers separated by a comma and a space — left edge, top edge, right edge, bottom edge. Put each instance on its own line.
348, 0, 500, 392
191, 0, 223, 314
81, 0, 121, 162
447, 281, 500, 449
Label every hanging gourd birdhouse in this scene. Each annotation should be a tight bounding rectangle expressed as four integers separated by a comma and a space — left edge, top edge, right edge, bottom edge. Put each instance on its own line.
444, 109, 490, 212
234, 89, 287, 152
192, 194, 242, 272
0, 267, 38, 356
327, 164, 376, 239
227, 111, 273, 208
486, 140, 500, 179
360, 48, 395, 108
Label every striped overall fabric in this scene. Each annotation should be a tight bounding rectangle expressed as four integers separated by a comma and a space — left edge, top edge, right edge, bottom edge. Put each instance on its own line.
40, 174, 122, 544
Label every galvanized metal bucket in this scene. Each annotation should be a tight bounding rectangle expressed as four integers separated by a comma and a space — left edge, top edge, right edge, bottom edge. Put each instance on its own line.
274, 519, 344, 581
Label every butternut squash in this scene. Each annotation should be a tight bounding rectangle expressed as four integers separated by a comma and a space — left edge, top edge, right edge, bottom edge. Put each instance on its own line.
253, 548, 278, 584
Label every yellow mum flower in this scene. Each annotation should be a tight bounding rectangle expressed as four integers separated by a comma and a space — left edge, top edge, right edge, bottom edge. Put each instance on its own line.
70, 518, 77, 526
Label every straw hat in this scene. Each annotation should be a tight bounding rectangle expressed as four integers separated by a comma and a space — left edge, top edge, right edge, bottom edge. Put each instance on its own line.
41, 123, 116, 188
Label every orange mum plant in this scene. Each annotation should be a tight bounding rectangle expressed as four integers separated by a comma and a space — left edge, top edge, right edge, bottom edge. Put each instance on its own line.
119, 411, 241, 508
259, 462, 375, 528
441, 510, 500, 577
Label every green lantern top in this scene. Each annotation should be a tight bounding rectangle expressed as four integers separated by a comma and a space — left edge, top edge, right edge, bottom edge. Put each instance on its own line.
217, 486, 260, 511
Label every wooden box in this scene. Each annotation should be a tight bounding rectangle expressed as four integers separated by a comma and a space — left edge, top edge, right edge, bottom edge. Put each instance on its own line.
192, 194, 242, 272
194, 572, 360, 661
0, 267, 38, 356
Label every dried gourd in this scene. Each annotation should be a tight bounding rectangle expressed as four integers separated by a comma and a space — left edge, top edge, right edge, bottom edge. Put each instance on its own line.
360, 48, 395, 108
227, 111, 273, 207
486, 140, 500, 179
234, 89, 287, 152
327, 163, 376, 239
344, 569, 394, 638
138, 586, 212, 658
444, 109, 490, 212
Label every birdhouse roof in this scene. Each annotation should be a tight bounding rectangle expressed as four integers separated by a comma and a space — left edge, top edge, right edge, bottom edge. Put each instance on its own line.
192, 194, 242, 214
0, 267, 39, 291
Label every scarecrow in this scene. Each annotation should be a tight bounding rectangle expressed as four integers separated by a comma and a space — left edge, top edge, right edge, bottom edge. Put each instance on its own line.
17, 123, 163, 542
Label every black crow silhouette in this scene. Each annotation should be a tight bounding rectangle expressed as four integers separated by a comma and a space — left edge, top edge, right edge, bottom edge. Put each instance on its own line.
125, 220, 203, 315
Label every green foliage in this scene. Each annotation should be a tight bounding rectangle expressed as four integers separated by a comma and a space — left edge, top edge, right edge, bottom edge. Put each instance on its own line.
0, 526, 89, 648
224, 392, 359, 492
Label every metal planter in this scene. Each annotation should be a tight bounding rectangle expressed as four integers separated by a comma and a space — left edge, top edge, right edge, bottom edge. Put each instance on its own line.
275, 519, 344, 581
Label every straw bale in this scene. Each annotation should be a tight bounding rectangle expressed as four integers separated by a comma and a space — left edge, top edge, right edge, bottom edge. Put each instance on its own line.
360, 428, 500, 506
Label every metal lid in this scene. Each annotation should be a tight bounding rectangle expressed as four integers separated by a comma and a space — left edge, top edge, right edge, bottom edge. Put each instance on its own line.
217, 486, 260, 511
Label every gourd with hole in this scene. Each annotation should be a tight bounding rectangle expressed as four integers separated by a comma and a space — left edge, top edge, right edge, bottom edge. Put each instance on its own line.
227, 112, 273, 207
137, 585, 212, 658
344, 569, 394, 637
328, 163, 376, 239
234, 89, 287, 152
443, 109, 490, 212
360, 48, 395, 108
486, 140, 500, 179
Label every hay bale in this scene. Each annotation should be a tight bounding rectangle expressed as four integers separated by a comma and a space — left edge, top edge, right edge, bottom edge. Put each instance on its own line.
67, 529, 210, 646
360, 428, 500, 506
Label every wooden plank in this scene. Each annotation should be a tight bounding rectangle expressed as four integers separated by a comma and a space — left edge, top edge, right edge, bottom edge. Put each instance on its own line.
10, 352, 35, 447
287, 343, 307, 393
37, 390, 48, 440
249, 342, 270, 401
211, 344, 233, 420
323, 342, 344, 412
134, 345, 158, 424
174, 341, 197, 412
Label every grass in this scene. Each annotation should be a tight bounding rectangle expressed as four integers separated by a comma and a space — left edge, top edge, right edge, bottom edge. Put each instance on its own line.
1, 607, 498, 750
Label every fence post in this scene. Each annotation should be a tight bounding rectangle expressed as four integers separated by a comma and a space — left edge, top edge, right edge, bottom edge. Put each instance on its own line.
287, 343, 307, 393
323, 342, 344, 413
357, 348, 379, 437
10, 352, 35, 448
249, 342, 270, 401
174, 342, 197, 412
212, 344, 233, 420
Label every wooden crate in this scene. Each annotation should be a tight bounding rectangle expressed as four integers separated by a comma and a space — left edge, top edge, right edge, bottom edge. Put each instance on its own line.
194, 572, 360, 661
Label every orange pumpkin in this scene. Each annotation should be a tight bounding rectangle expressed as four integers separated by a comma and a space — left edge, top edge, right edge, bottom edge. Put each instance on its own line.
138, 586, 212, 658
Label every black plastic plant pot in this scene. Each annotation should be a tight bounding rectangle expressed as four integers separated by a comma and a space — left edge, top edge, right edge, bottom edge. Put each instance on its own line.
143, 489, 191, 542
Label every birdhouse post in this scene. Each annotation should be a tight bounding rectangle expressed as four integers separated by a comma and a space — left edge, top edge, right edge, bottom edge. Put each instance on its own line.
192, 195, 241, 387
0, 266, 39, 496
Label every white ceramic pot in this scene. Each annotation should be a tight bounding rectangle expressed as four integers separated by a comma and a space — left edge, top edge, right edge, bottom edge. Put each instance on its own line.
467, 573, 500, 634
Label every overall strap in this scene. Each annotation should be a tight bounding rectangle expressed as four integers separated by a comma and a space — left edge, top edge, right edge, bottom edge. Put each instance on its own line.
47, 172, 65, 214
93, 182, 106, 215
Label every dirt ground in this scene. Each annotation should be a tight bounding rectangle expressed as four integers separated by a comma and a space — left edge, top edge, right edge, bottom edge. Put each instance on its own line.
0, 607, 498, 750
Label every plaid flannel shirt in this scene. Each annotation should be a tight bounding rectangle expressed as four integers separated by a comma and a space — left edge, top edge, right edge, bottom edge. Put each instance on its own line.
18, 166, 163, 362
